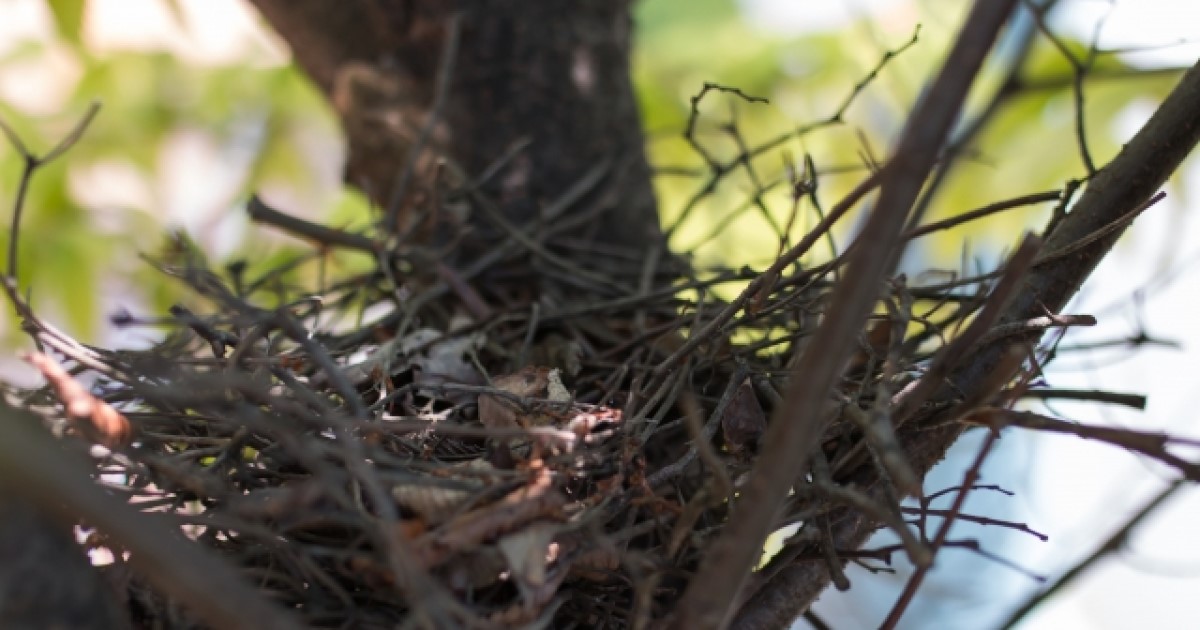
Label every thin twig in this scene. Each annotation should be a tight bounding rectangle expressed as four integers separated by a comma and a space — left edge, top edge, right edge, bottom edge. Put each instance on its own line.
0, 403, 301, 629
880, 424, 999, 629
965, 408, 1200, 479
1017, 388, 1146, 410
999, 480, 1186, 628
2, 102, 100, 280
673, 4, 1019, 626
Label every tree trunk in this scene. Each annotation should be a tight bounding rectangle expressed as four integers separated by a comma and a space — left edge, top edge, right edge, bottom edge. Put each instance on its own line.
247, 0, 662, 260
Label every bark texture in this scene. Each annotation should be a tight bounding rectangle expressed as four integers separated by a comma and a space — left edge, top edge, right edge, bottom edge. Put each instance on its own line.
248, 0, 662, 255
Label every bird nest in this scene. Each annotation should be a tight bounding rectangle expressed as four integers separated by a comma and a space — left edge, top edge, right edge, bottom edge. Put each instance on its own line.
5, 176, 1053, 629
6, 64, 1157, 628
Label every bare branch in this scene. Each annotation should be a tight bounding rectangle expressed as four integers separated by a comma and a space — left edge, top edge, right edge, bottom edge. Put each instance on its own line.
737, 55, 1200, 630
966, 408, 1200, 479
673, 3, 1021, 627
0, 404, 301, 629
999, 481, 1186, 628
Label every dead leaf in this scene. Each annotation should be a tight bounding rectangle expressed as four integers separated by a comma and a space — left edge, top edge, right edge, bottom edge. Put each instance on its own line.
410, 330, 485, 392
393, 459, 499, 525
478, 366, 550, 429
545, 368, 570, 402
337, 327, 485, 399
721, 377, 766, 452
847, 318, 893, 372
392, 484, 476, 525
415, 467, 564, 569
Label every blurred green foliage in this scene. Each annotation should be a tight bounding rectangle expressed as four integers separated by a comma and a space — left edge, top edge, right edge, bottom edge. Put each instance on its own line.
0, 0, 1184, 346
1, 1, 359, 343
633, 2, 1181, 275
46, 0, 87, 48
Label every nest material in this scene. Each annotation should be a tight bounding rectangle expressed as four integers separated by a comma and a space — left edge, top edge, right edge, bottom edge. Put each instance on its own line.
4, 68, 1077, 624
7, 198, 1014, 629
0, 23, 1040, 625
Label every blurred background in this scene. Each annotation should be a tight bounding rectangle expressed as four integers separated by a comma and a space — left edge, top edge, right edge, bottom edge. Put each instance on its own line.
1, 0, 1198, 627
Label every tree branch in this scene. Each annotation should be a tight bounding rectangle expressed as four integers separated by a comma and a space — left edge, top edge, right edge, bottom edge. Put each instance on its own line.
671, 2, 1021, 627
999, 480, 1186, 628
0, 404, 300, 630
733, 55, 1200, 630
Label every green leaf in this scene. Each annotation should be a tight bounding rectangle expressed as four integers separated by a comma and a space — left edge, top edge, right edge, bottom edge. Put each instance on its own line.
46, 0, 88, 48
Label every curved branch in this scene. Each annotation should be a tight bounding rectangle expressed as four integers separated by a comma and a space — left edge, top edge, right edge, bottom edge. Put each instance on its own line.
733, 56, 1200, 630
673, 1, 1022, 627
0, 404, 300, 629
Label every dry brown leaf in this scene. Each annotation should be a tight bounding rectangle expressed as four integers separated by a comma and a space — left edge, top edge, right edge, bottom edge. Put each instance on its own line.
847, 318, 894, 372
394, 459, 499, 525
391, 483, 476, 525
721, 377, 766, 452
478, 366, 551, 429
415, 467, 564, 569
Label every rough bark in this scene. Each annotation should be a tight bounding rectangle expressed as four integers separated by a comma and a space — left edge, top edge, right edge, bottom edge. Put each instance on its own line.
247, 0, 662, 257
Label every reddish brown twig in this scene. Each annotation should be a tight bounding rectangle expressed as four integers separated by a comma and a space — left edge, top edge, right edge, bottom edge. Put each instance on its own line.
24, 351, 132, 449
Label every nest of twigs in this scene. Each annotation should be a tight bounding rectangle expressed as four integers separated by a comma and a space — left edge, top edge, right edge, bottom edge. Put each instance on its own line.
2, 75, 1124, 627
4, 174, 1031, 629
